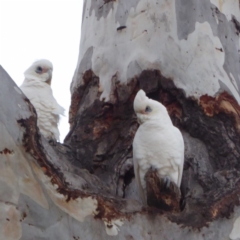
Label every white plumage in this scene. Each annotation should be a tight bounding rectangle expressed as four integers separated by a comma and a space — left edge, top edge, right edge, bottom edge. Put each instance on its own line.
132, 90, 184, 205
20, 59, 64, 141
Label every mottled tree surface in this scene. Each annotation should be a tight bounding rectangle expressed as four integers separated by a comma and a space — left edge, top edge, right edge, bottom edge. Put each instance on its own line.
1, 0, 240, 239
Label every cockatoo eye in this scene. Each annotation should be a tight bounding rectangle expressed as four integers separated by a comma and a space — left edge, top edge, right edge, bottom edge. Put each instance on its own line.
35, 66, 43, 74
145, 106, 152, 112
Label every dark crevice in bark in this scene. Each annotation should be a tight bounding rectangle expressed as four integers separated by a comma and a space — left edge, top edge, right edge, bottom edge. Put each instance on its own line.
141, 70, 240, 227
65, 68, 240, 228
232, 16, 240, 34
122, 167, 134, 198
65, 70, 139, 194
14, 91, 140, 224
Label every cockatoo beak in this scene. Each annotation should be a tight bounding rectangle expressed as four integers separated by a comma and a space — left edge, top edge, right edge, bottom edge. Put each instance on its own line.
136, 113, 145, 124
136, 118, 142, 125
46, 69, 52, 85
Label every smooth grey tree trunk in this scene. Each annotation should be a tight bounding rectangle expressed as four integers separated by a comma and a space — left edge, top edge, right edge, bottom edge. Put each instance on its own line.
0, 0, 240, 239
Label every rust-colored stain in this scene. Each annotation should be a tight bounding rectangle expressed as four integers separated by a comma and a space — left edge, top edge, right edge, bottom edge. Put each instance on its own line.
158, 86, 182, 121
94, 196, 129, 222
208, 182, 240, 221
17, 101, 81, 202
69, 92, 81, 126
0, 148, 14, 154
69, 70, 94, 127
166, 102, 182, 120
199, 95, 216, 116
200, 92, 240, 131
93, 116, 113, 139
17, 114, 129, 224
41, 167, 47, 173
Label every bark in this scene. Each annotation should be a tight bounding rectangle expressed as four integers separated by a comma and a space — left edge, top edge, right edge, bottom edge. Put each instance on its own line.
0, 0, 240, 239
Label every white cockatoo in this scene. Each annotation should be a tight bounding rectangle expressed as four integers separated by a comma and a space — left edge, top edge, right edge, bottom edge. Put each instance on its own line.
20, 59, 64, 141
132, 89, 184, 205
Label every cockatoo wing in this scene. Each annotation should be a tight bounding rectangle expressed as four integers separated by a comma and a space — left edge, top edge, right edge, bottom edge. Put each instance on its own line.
133, 144, 147, 205
20, 83, 64, 141
173, 127, 184, 187
155, 125, 184, 187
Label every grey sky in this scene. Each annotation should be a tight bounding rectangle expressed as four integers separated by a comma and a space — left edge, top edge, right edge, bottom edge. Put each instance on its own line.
0, 0, 83, 142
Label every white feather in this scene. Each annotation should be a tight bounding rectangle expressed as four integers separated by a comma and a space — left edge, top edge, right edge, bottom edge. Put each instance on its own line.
20, 59, 64, 141
133, 90, 184, 205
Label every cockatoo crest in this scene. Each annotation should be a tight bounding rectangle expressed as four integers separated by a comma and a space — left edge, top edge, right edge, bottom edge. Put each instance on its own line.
24, 59, 53, 84
133, 89, 171, 125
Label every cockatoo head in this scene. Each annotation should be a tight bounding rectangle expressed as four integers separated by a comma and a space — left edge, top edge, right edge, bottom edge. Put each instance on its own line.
24, 59, 53, 85
133, 89, 170, 124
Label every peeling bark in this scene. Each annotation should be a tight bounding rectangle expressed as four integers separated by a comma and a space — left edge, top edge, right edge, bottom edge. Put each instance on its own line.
66, 70, 139, 195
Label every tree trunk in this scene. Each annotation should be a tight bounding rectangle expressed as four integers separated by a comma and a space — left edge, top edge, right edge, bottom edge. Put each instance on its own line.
1, 0, 240, 239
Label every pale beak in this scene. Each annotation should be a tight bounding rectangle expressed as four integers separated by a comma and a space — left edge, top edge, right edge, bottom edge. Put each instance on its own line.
46, 69, 52, 85
136, 113, 143, 124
